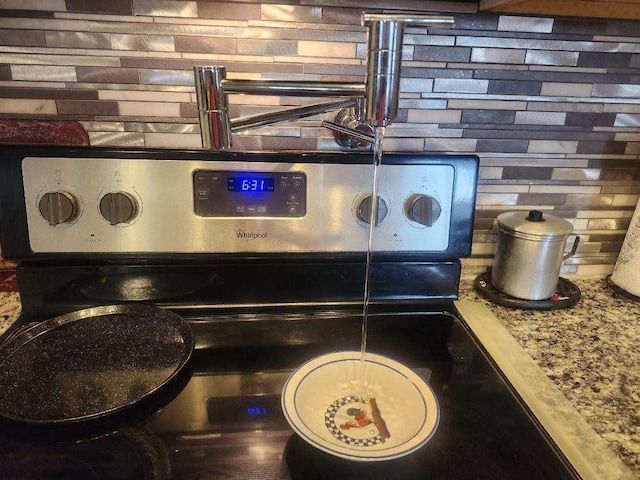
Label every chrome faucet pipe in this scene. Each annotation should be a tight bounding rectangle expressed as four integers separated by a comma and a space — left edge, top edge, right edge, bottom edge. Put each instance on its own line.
231, 98, 361, 133
194, 65, 364, 149
222, 79, 365, 97
194, 66, 231, 149
361, 13, 455, 26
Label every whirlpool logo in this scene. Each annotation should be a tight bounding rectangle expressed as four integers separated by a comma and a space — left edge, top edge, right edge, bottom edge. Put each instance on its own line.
236, 229, 268, 240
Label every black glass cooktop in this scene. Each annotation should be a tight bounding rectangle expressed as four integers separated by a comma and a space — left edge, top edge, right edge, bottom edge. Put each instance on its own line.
0, 309, 578, 480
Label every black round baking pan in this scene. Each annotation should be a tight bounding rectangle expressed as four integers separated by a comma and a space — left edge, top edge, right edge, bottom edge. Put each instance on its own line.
0, 304, 194, 425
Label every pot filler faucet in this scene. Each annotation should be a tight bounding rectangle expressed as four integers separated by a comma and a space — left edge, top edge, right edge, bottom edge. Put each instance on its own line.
194, 12, 453, 150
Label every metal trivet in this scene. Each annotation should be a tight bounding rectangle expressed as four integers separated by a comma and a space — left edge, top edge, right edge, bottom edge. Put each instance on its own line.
473, 271, 581, 310
606, 275, 640, 302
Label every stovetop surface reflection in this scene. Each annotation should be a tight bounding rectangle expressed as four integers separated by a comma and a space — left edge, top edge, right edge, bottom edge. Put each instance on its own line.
0, 309, 578, 480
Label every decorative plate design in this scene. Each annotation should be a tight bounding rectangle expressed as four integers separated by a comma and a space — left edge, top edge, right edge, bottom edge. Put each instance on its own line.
324, 395, 385, 447
281, 351, 439, 462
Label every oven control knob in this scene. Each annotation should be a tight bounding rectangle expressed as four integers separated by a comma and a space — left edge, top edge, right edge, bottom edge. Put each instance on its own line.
99, 192, 138, 225
356, 195, 388, 225
406, 194, 441, 227
39, 191, 78, 225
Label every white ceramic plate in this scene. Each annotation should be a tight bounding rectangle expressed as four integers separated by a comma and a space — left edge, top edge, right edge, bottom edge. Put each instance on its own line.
281, 351, 439, 462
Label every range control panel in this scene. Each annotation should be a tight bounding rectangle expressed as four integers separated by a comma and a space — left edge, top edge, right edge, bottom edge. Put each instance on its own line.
19, 154, 477, 256
193, 170, 307, 218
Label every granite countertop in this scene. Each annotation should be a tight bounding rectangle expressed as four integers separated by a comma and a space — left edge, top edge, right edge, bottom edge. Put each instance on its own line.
0, 279, 638, 476
459, 277, 639, 477
0, 292, 21, 335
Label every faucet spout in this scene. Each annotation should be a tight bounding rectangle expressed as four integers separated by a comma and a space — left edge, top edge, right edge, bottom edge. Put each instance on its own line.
362, 13, 454, 127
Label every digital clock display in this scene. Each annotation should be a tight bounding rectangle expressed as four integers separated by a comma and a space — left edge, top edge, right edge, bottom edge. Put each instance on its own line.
246, 406, 268, 417
228, 176, 275, 192
206, 395, 281, 428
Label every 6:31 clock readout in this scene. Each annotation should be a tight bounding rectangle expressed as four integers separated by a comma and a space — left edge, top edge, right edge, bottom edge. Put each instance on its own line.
228, 176, 275, 192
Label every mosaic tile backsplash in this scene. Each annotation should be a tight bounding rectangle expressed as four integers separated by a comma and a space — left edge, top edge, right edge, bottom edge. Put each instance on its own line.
0, 1, 639, 276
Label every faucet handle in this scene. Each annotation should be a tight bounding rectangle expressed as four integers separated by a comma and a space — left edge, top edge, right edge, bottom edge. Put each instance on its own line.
362, 13, 454, 28
322, 108, 375, 148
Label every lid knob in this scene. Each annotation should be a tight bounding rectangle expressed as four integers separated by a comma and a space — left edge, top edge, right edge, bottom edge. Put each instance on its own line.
526, 210, 545, 222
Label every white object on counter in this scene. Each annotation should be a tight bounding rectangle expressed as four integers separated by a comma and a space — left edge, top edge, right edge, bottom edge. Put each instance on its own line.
611, 198, 640, 297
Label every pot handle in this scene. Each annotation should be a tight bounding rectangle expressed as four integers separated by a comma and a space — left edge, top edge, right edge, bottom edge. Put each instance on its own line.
563, 235, 580, 262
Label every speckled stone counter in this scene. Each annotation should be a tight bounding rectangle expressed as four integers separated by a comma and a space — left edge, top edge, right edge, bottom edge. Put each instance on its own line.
1, 280, 638, 476
0, 292, 21, 336
460, 277, 639, 477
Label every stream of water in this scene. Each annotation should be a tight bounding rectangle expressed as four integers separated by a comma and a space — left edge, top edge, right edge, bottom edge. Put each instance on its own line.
359, 127, 385, 391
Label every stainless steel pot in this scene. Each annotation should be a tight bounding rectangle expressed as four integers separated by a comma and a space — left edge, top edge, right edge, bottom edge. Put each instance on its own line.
491, 210, 580, 301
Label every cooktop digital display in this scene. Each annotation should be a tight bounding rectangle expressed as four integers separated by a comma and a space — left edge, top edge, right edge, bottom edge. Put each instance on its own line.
194, 169, 306, 217
227, 176, 276, 192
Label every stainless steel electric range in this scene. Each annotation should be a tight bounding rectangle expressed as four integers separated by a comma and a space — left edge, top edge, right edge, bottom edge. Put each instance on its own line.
0, 147, 578, 479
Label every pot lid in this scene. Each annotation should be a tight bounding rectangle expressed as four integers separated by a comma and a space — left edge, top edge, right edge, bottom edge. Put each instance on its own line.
497, 210, 574, 238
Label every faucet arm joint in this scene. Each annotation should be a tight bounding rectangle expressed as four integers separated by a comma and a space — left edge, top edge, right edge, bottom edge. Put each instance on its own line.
230, 98, 361, 133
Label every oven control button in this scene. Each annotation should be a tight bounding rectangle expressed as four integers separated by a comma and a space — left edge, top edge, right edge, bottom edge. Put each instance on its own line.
38, 191, 77, 225
406, 194, 441, 227
99, 192, 138, 225
356, 195, 388, 225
